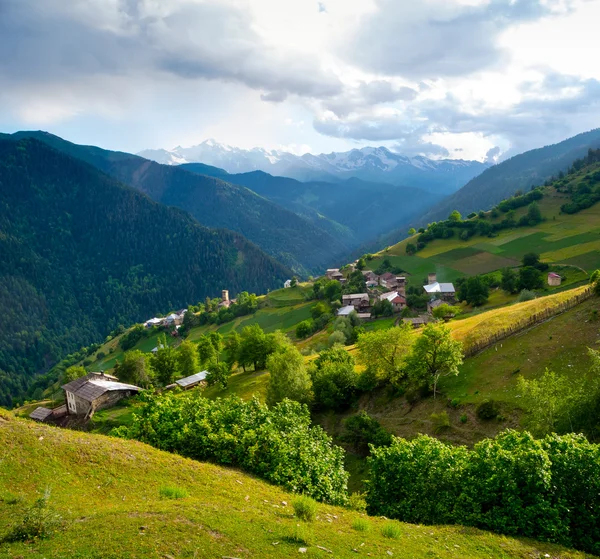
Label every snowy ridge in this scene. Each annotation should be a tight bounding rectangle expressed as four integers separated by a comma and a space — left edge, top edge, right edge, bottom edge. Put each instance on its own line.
137, 140, 488, 193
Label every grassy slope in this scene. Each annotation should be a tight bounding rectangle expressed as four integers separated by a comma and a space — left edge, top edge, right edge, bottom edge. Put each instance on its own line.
0, 413, 590, 559
370, 184, 600, 290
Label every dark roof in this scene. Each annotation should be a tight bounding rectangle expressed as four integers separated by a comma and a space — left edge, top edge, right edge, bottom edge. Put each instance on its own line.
62, 372, 141, 403
29, 407, 53, 421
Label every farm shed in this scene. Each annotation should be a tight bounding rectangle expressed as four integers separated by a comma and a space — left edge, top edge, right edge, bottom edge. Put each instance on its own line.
175, 371, 209, 390
62, 372, 142, 418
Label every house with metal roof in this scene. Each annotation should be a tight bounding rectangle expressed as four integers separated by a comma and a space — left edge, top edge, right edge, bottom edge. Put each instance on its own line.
62, 372, 142, 418
175, 370, 209, 390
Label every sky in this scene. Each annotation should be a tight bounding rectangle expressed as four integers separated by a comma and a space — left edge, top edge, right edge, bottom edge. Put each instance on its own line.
1, 0, 600, 161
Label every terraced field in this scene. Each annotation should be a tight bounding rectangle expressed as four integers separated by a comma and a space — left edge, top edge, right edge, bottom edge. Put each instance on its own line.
373, 188, 600, 288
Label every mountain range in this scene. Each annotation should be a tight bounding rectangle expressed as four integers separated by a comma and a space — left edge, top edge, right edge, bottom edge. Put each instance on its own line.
139, 141, 488, 194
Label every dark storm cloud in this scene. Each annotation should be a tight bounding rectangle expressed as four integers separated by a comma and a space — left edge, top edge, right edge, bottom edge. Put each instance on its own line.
346, 0, 574, 79
0, 0, 342, 99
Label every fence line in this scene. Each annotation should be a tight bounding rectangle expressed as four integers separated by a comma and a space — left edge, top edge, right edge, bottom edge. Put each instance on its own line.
462, 287, 594, 358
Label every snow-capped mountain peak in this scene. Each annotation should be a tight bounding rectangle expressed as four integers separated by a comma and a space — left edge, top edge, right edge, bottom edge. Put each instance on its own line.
137, 141, 489, 193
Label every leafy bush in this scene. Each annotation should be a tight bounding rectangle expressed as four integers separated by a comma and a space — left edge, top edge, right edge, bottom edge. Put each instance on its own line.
430, 411, 451, 433
517, 289, 537, 302
118, 392, 348, 505
342, 412, 392, 456
347, 492, 367, 513
476, 399, 500, 420
159, 486, 189, 499
309, 347, 358, 410
366, 431, 600, 555
352, 517, 370, 531
381, 522, 402, 539
293, 495, 317, 522
2, 492, 64, 543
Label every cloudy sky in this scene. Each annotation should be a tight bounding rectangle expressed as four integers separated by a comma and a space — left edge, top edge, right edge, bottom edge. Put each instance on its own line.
1, 0, 599, 161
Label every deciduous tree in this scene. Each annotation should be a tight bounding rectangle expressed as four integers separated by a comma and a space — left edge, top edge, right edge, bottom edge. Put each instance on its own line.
266, 345, 313, 406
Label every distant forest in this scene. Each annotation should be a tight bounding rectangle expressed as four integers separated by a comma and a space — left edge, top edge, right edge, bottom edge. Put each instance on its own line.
0, 139, 290, 405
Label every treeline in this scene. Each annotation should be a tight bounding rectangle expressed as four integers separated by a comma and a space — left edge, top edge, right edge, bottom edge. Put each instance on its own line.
556, 148, 600, 214
367, 430, 600, 555
407, 190, 544, 254
0, 139, 289, 406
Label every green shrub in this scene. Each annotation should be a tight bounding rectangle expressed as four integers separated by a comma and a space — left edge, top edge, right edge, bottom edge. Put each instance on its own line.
122, 392, 348, 505
381, 522, 402, 539
366, 431, 600, 555
347, 492, 367, 513
342, 411, 392, 456
352, 517, 370, 532
293, 495, 317, 522
2, 492, 64, 542
460, 414, 468, 424
476, 399, 500, 420
159, 486, 189, 499
287, 524, 312, 544
0, 492, 20, 505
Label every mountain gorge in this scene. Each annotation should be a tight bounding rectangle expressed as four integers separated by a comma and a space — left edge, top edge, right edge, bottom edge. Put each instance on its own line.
0, 138, 290, 405
139, 141, 488, 194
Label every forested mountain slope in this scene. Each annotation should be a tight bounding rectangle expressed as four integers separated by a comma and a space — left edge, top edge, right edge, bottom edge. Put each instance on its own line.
1, 132, 351, 276
418, 128, 600, 226
0, 139, 290, 406
180, 165, 434, 244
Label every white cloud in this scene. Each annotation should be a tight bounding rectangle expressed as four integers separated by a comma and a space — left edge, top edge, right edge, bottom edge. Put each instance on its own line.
0, 0, 598, 160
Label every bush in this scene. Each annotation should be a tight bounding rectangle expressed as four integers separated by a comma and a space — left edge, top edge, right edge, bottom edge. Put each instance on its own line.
430, 411, 451, 433
347, 492, 367, 513
381, 522, 402, 539
342, 412, 392, 456
159, 486, 189, 499
310, 347, 358, 410
2, 492, 64, 543
517, 289, 537, 302
293, 495, 317, 522
120, 392, 348, 505
476, 399, 500, 420
352, 517, 370, 531
366, 431, 600, 555
460, 414, 468, 423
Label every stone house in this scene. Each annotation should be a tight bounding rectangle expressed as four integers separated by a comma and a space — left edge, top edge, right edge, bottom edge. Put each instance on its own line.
548, 272, 562, 287
341, 293, 370, 310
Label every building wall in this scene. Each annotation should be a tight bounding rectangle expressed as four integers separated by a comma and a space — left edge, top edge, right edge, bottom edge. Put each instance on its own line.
68, 390, 135, 416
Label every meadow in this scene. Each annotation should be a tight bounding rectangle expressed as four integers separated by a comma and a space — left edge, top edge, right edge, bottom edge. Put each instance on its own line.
372, 188, 600, 289
0, 412, 590, 559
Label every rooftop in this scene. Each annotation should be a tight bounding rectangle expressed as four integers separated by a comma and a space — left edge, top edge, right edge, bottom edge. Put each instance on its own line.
62, 373, 142, 403
176, 371, 208, 388
29, 407, 53, 421
423, 282, 455, 294
337, 305, 356, 316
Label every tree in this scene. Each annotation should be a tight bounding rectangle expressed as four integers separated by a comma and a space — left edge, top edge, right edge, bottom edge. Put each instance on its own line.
408, 228, 416, 236
522, 252, 541, 268
517, 369, 578, 436
206, 360, 231, 388
224, 331, 241, 367
458, 276, 489, 306
310, 347, 358, 410
324, 280, 342, 302
150, 335, 179, 386
117, 350, 153, 387
290, 276, 298, 288
197, 334, 217, 366
501, 267, 519, 294
406, 243, 417, 256
238, 324, 288, 371
591, 269, 600, 296
526, 201, 542, 224
323, 329, 344, 348
63, 365, 87, 383
431, 303, 461, 320
356, 258, 366, 271
371, 299, 393, 318
405, 323, 463, 398
177, 340, 198, 378
448, 210, 462, 222
296, 319, 315, 339
356, 325, 414, 387
266, 345, 313, 406
518, 266, 543, 291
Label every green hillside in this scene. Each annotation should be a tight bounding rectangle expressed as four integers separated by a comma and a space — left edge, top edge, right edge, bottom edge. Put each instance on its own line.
370, 168, 600, 292
0, 138, 290, 406
0, 413, 589, 559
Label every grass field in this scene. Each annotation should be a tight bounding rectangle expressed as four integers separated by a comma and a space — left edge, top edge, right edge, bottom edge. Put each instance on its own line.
373, 186, 600, 289
0, 413, 590, 559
